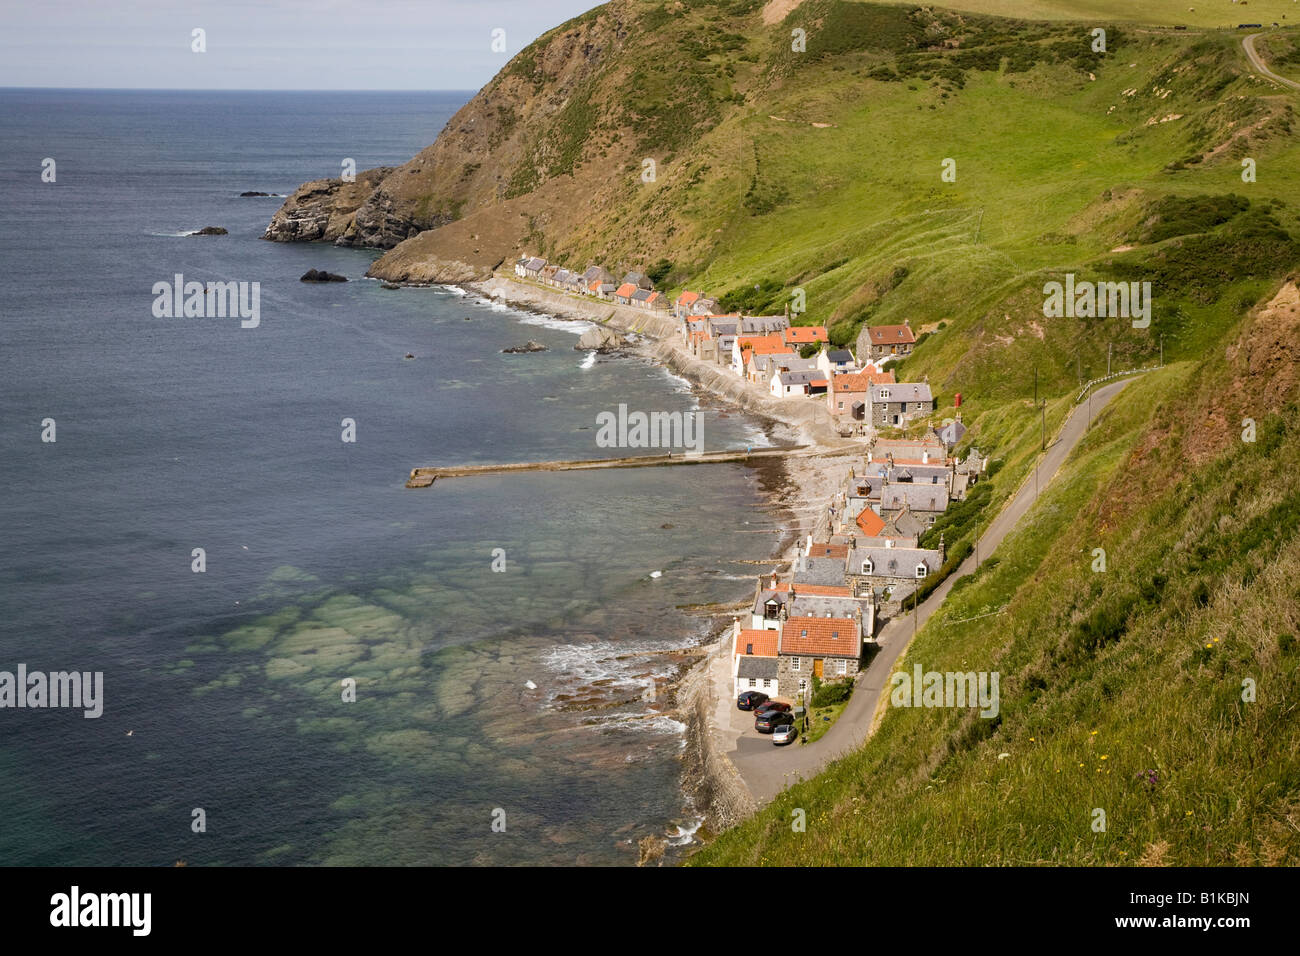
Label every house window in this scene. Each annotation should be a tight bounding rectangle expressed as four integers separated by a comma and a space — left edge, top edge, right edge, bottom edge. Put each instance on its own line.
861, 560, 873, 575
880, 388, 890, 400
792, 658, 801, 672
916, 564, 928, 579
762, 679, 771, 689
836, 659, 848, 676
748, 679, 757, 688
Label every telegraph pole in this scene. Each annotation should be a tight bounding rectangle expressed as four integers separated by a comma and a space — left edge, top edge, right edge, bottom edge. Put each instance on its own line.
1107, 342, 1113, 377
1041, 401, 1046, 452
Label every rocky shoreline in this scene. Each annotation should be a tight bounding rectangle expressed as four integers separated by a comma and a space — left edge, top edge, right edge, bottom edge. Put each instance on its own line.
458, 272, 857, 848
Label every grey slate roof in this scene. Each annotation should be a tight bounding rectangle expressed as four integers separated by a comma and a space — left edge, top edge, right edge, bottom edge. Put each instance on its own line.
737, 656, 779, 679
828, 349, 854, 364
778, 370, 822, 387
939, 420, 967, 447
870, 382, 934, 404
787, 594, 871, 619
792, 555, 847, 587
753, 588, 789, 616
740, 316, 790, 334
848, 546, 942, 577
880, 484, 949, 513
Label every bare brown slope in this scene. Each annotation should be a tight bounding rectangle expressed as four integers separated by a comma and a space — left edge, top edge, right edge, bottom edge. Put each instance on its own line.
264, 2, 637, 253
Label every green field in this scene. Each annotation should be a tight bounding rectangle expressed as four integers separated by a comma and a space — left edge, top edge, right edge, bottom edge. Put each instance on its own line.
457, 1, 1300, 865
913, 0, 1299, 30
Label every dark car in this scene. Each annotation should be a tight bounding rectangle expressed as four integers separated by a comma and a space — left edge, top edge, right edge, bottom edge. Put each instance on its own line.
737, 690, 769, 711
753, 701, 792, 719
755, 711, 795, 734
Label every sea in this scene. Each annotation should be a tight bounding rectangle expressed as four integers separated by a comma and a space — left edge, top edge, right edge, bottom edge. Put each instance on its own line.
0, 89, 795, 866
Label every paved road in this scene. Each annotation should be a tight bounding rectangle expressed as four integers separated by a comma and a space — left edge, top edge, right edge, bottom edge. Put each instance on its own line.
729, 377, 1136, 803
1243, 33, 1300, 93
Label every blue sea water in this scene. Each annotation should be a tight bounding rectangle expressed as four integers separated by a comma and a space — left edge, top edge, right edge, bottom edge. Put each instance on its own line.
0, 90, 793, 865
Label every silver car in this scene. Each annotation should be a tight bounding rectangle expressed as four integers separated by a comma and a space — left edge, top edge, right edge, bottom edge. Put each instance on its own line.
771, 722, 798, 746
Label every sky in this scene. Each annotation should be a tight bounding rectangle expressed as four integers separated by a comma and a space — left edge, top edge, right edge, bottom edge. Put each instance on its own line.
0, 0, 602, 90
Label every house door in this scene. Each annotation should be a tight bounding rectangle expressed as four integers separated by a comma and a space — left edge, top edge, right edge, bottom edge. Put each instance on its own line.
813, 659, 824, 678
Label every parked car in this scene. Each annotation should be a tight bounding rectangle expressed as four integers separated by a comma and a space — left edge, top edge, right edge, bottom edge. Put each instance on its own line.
755, 711, 795, 734
771, 723, 798, 746
737, 690, 769, 711
753, 701, 792, 719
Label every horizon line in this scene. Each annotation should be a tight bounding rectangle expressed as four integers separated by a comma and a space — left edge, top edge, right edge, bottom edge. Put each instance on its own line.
0, 86, 479, 94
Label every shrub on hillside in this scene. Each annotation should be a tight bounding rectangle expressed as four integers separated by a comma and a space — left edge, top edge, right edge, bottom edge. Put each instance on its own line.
812, 679, 853, 707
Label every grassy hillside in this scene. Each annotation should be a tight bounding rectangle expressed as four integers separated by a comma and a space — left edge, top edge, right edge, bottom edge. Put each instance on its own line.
261, 0, 1300, 865
344, 1, 1300, 414
904, 0, 1300, 30
691, 277, 1300, 865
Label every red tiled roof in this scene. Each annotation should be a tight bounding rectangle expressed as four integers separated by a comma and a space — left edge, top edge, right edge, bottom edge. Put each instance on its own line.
784, 326, 829, 344
678, 291, 701, 305
739, 334, 794, 356
868, 324, 916, 344
832, 370, 894, 393
806, 543, 848, 559
792, 583, 853, 597
615, 282, 637, 297
735, 629, 779, 658
781, 617, 861, 657
856, 509, 886, 536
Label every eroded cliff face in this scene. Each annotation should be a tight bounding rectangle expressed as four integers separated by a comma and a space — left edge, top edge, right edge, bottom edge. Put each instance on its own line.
263, 1, 636, 266
261, 167, 394, 243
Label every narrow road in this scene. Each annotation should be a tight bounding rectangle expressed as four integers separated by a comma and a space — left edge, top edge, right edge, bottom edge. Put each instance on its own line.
729, 377, 1135, 803
1243, 33, 1300, 93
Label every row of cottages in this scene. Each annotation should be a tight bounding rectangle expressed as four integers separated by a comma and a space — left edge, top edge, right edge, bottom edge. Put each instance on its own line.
766, 346, 857, 398
515, 256, 661, 303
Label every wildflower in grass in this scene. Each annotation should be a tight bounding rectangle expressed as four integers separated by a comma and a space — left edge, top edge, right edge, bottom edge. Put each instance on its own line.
1100, 754, 1108, 760
1186, 810, 1193, 816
